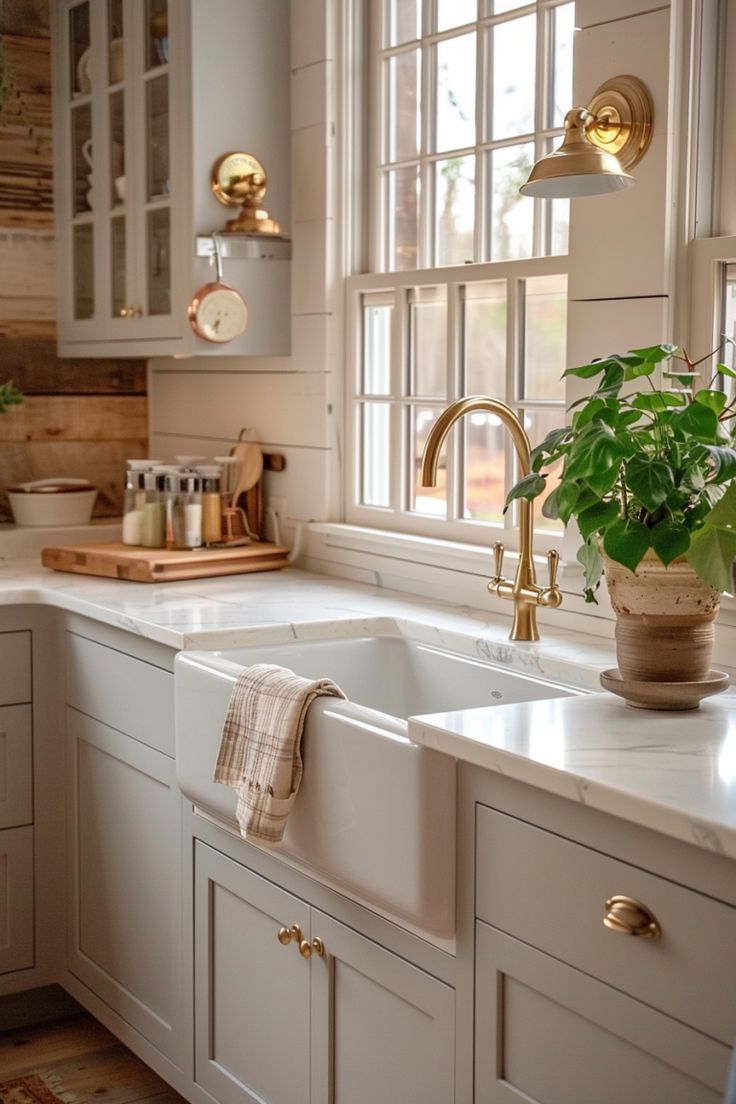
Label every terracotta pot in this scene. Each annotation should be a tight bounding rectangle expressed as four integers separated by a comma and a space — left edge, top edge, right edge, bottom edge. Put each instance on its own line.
603, 551, 721, 682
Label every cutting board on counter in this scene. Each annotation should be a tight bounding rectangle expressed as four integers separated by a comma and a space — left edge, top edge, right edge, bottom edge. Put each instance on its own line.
42, 540, 290, 582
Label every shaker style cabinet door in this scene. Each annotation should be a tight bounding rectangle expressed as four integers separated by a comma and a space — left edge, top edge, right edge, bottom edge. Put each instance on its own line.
194, 842, 311, 1104
66, 706, 183, 1063
0, 826, 34, 975
309, 909, 455, 1104
475, 922, 730, 1104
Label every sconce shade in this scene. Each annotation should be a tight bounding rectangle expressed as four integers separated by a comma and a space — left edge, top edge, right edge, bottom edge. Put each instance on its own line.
520, 76, 653, 200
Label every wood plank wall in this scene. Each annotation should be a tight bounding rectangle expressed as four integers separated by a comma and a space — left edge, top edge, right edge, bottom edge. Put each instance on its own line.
0, 1, 147, 520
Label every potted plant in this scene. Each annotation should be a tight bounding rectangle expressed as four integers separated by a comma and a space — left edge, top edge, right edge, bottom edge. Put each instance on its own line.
506, 343, 736, 702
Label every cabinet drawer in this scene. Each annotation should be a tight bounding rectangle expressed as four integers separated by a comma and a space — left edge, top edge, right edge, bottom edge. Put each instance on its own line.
476, 805, 736, 1044
0, 705, 32, 829
0, 632, 31, 706
66, 632, 174, 756
0, 825, 34, 974
475, 922, 729, 1104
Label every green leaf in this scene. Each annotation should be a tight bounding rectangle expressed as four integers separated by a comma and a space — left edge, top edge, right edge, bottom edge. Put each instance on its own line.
602, 518, 651, 573
704, 445, 736, 482
631, 391, 685, 413
686, 525, 736, 592
564, 423, 624, 482
542, 479, 581, 524
584, 464, 621, 497
674, 402, 719, 440
562, 358, 611, 380
576, 499, 621, 542
715, 362, 736, 380
629, 343, 679, 362
650, 521, 690, 566
623, 360, 657, 381
572, 398, 607, 430
625, 456, 675, 513
596, 362, 625, 400
529, 426, 571, 472
694, 389, 728, 414
503, 472, 546, 513
577, 539, 603, 603
705, 483, 736, 526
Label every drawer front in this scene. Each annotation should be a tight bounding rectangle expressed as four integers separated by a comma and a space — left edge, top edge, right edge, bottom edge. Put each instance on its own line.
476, 805, 736, 1044
0, 705, 32, 829
0, 632, 31, 706
475, 922, 729, 1104
66, 632, 174, 756
0, 825, 34, 974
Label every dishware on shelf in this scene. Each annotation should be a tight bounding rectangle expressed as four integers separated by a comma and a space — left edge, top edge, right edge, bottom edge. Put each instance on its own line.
7, 478, 97, 527
114, 175, 126, 202
76, 46, 91, 94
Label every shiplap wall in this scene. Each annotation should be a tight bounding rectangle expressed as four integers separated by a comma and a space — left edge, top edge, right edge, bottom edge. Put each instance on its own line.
149, 0, 338, 541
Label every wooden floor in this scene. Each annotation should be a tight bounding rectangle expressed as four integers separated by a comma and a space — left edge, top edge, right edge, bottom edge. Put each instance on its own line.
0, 1013, 186, 1104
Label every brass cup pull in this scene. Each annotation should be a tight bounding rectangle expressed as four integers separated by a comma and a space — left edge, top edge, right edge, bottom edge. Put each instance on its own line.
603, 895, 662, 939
277, 924, 304, 946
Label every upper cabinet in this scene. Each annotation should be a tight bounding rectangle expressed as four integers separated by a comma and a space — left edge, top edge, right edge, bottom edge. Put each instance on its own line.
52, 0, 291, 358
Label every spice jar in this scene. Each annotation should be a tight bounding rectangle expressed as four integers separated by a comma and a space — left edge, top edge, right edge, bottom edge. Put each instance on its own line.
141, 468, 168, 548
197, 465, 223, 545
170, 472, 202, 550
122, 468, 146, 545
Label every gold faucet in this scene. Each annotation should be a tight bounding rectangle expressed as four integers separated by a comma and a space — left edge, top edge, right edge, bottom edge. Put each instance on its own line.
420, 396, 562, 642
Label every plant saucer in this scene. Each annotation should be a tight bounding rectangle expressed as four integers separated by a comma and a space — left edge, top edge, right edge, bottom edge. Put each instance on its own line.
600, 668, 730, 711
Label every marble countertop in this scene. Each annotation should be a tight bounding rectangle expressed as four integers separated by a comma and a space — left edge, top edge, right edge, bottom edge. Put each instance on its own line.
1, 554, 734, 860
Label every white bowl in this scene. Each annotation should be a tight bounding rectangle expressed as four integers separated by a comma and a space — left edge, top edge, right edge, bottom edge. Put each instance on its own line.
7, 479, 98, 527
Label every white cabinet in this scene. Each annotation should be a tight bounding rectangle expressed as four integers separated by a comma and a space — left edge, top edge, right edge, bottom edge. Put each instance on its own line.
65, 630, 183, 1065
52, 0, 290, 358
194, 842, 455, 1104
473, 801, 735, 1102
0, 630, 33, 977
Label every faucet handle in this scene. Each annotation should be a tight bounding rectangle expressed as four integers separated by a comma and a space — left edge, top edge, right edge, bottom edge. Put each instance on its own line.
491, 540, 505, 582
547, 548, 560, 590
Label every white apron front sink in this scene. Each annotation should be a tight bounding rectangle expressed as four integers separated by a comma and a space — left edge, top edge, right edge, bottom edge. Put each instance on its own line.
175, 633, 580, 936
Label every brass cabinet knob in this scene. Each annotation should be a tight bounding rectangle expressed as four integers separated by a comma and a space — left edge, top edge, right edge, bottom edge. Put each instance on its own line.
119, 305, 143, 318
298, 939, 313, 959
603, 895, 662, 939
311, 937, 326, 957
277, 924, 304, 946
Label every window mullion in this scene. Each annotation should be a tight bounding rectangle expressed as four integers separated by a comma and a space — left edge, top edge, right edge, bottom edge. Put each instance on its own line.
446, 282, 461, 522
532, 1, 548, 258
390, 286, 408, 511
474, 10, 488, 262
420, 3, 434, 267
505, 277, 523, 531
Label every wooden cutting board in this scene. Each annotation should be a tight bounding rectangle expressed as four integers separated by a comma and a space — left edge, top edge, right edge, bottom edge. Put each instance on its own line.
42, 540, 290, 583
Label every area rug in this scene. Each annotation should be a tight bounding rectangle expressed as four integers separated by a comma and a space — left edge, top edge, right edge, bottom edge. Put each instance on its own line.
0, 1075, 73, 1104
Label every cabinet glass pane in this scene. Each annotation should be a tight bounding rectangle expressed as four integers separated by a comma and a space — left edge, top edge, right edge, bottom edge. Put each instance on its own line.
361, 403, 391, 506
69, 2, 91, 99
109, 90, 125, 209
71, 103, 93, 216
108, 0, 124, 84
111, 216, 126, 317
73, 224, 94, 319
147, 0, 169, 69
147, 208, 170, 315
434, 155, 475, 266
411, 406, 446, 515
146, 76, 170, 200
463, 413, 505, 522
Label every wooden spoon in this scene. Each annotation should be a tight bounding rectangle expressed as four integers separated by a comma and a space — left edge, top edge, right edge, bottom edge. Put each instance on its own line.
229, 442, 264, 512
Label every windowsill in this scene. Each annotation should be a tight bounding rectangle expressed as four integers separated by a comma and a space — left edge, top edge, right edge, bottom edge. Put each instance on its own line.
303, 522, 736, 630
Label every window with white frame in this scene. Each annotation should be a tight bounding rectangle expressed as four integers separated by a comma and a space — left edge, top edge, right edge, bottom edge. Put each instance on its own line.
347, 0, 575, 549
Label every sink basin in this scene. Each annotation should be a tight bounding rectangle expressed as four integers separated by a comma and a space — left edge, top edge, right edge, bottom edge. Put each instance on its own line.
175, 633, 580, 936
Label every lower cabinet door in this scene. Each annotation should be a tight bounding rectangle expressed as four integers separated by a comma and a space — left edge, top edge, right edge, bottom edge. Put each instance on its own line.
0, 824, 34, 974
66, 708, 182, 1062
310, 909, 455, 1104
475, 921, 730, 1103
194, 842, 311, 1104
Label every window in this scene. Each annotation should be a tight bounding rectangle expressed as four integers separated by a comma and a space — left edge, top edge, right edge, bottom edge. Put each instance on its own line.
347, 0, 574, 548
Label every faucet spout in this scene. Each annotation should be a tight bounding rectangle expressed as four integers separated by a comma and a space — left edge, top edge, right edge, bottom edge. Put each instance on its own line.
420, 395, 562, 642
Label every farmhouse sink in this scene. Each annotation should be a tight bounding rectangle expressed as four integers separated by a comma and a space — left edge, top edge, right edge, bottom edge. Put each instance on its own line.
175, 633, 580, 936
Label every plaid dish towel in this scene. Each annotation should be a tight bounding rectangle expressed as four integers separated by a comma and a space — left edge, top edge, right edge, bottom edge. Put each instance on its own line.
213, 663, 346, 844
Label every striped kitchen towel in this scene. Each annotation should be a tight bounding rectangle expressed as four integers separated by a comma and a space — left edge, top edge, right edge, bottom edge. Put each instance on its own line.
213, 663, 345, 843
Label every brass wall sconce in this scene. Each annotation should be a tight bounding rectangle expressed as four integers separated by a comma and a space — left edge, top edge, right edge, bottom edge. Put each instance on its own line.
520, 75, 653, 198
211, 151, 283, 234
